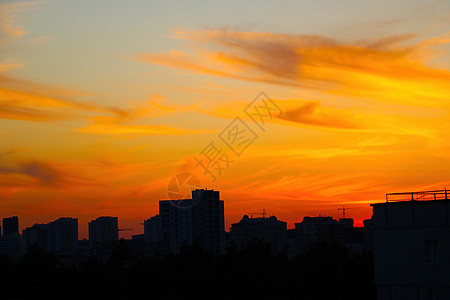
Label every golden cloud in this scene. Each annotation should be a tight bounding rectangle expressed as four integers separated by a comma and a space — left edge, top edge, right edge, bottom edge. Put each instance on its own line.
77, 121, 215, 136
137, 29, 450, 107
279, 101, 361, 129
0, 75, 202, 134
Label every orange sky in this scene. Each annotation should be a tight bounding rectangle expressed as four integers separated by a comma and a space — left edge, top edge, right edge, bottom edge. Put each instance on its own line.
1, 1, 450, 238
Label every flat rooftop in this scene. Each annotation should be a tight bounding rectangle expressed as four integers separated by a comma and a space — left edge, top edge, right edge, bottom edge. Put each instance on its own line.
383, 189, 449, 203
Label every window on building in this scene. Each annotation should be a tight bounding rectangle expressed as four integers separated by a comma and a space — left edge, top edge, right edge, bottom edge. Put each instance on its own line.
425, 239, 438, 264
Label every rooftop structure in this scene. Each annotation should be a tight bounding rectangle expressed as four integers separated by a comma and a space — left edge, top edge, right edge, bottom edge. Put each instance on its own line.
371, 189, 450, 300
385, 189, 449, 202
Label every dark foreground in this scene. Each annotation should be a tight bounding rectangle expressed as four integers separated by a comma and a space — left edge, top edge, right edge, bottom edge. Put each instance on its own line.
0, 241, 375, 300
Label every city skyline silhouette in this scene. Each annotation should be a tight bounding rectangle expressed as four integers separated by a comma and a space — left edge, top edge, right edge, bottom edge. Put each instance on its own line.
1, 187, 449, 299
2, 0, 450, 243
1, 0, 449, 299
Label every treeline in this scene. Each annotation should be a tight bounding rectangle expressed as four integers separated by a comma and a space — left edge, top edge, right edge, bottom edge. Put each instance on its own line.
0, 241, 375, 300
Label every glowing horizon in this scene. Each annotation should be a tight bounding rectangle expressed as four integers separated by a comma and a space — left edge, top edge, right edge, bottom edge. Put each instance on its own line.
1, 0, 450, 238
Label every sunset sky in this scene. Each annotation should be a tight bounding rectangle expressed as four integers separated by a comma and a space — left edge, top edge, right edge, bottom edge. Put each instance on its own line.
1, 0, 450, 238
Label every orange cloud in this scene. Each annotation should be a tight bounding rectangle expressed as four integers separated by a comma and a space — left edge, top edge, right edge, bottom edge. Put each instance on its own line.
0, 1, 46, 41
3, 25, 450, 235
0, 63, 23, 72
77, 118, 216, 136
279, 101, 361, 129
0, 74, 109, 121
138, 29, 450, 107
0, 75, 200, 132
0, 106, 67, 122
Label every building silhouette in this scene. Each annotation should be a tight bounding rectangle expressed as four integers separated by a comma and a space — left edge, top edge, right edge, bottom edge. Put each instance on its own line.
191, 189, 225, 256
88, 216, 118, 260
47, 217, 78, 256
363, 218, 374, 251
22, 218, 78, 257
2, 216, 19, 236
339, 218, 364, 255
131, 233, 145, 256
159, 199, 193, 254
230, 215, 287, 254
22, 223, 49, 252
158, 189, 225, 256
0, 235, 22, 261
144, 214, 163, 257
371, 189, 450, 300
0, 216, 22, 261
294, 215, 344, 254
88, 216, 118, 247
77, 238, 90, 258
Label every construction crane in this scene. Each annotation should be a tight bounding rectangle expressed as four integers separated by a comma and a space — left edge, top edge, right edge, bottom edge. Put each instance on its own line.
337, 206, 363, 219
248, 209, 267, 218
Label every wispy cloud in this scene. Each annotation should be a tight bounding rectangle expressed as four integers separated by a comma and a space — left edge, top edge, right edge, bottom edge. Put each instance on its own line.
0, 74, 110, 121
0, 1, 47, 42
77, 116, 216, 136
0, 159, 85, 188
279, 101, 361, 129
137, 29, 450, 107
0, 74, 207, 137
0, 63, 23, 72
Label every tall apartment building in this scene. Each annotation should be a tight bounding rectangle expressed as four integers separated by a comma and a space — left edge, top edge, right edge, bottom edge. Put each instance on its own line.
88, 216, 119, 248
2, 216, 19, 236
159, 199, 194, 254
0, 216, 22, 261
88, 216, 119, 260
191, 189, 225, 256
371, 189, 450, 300
144, 214, 163, 256
159, 189, 225, 256
47, 217, 78, 255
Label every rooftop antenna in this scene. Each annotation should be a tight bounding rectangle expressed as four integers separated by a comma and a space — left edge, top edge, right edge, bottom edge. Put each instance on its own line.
248, 209, 267, 218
